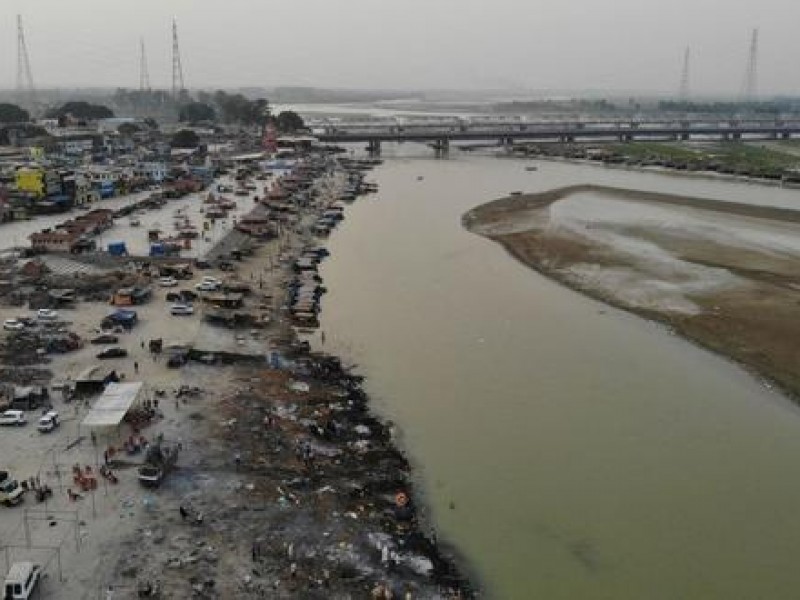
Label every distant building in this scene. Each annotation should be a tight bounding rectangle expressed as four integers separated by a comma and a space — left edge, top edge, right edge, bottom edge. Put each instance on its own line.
131, 162, 168, 183
29, 230, 81, 252
15, 167, 62, 199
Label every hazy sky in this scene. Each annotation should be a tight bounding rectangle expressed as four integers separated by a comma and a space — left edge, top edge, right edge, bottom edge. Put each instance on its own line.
1, 0, 798, 96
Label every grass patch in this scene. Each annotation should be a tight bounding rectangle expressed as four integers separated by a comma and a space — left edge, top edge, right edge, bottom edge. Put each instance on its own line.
603, 141, 800, 176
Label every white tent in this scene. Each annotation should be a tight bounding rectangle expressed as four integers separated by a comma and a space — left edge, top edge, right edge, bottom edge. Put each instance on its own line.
81, 382, 143, 428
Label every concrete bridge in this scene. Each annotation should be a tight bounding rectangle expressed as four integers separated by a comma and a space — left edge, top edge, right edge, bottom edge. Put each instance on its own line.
316, 119, 800, 153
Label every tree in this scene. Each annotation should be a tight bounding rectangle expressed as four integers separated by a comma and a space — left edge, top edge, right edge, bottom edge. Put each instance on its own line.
179, 102, 216, 123
46, 101, 114, 120
118, 123, 141, 137
0, 103, 30, 124
210, 91, 271, 125
171, 129, 200, 148
275, 111, 305, 133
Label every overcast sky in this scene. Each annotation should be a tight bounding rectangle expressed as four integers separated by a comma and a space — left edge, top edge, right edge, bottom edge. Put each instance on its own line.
1, 0, 798, 96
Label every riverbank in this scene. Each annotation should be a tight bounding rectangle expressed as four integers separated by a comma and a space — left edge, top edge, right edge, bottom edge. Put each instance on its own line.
0, 158, 473, 598
463, 184, 800, 401
512, 140, 800, 186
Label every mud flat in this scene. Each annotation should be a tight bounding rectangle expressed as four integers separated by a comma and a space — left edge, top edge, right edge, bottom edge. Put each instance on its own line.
463, 184, 800, 401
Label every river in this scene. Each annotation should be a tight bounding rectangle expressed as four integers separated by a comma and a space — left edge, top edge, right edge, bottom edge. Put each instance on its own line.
314, 149, 800, 599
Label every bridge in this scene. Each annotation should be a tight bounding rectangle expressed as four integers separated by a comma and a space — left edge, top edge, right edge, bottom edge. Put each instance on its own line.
316, 119, 800, 153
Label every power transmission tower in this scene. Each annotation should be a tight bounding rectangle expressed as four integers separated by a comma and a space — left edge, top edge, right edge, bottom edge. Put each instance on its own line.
742, 28, 759, 101
171, 19, 186, 98
139, 38, 151, 91
16, 15, 36, 109
679, 46, 690, 99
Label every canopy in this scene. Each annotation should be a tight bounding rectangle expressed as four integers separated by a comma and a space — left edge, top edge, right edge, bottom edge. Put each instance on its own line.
81, 382, 143, 428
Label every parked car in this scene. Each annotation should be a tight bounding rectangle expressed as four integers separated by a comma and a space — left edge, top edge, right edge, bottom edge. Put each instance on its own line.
166, 290, 199, 303
0, 410, 27, 426
170, 304, 194, 316
35, 309, 58, 321
158, 276, 178, 288
3, 319, 24, 331
96, 347, 128, 360
36, 411, 59, 433
195, 281, 220, 292
90, 334, 119, 345
0, 477, 24, 506
3, 562, 41, 597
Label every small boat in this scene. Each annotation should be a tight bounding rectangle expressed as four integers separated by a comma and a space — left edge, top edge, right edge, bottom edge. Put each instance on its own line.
525, 165, 538, 172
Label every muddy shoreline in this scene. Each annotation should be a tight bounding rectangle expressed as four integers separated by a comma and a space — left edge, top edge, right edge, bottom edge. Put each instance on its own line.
463, 184, 800, 403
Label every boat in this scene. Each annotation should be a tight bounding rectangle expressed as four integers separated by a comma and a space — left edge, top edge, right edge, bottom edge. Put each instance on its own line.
525, 165, 538, 172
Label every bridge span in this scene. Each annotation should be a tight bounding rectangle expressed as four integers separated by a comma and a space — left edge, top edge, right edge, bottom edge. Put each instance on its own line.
317, 120, 800, 152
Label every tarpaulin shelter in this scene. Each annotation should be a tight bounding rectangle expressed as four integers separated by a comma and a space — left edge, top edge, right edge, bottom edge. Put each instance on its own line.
81, 382, 143, 429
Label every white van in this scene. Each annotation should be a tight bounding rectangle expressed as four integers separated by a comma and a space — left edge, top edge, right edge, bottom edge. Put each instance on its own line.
4, 562, 41, 599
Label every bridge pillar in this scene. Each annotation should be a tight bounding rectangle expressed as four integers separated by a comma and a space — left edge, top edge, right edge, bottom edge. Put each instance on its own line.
732, 132, 741, 141
433, 138, 450, 157
782, 132, 791, 139
367, 140, 382, 155
681, 133, 689, 141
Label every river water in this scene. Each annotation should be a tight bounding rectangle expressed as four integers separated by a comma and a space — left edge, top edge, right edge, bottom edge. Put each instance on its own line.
315, 150, 800, 599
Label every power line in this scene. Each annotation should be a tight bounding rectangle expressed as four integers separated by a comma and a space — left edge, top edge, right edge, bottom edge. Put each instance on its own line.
139, 37, 151, 91
16, 15, 36, 108
742, 28, 759, 100
172, 18, 186, 98
679, 46, 690, 99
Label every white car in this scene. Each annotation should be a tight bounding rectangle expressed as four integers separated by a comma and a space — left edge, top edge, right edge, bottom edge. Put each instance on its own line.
0, 410, 27, 426
3, 319, 24, 331
36, 309, 58, 321
201, 276, 221, 286
37, 411, 59, 433
158, 277, 178, 287
170, 303, 194, 316
195, 281, 220, 292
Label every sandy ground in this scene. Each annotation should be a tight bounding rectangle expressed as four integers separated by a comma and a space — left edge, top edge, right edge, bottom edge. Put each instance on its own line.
463, 184, 800, 401
0, 208, 291, 598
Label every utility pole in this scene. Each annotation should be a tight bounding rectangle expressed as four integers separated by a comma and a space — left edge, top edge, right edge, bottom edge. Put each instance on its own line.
679, 46, 690, 100
16, 15, 36, 110
139, 37, 151, 92
171, 18, 186, 99
742, 28, 759, 101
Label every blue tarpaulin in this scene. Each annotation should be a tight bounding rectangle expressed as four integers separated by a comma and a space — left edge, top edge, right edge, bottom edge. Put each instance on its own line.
107, 242, 128, 256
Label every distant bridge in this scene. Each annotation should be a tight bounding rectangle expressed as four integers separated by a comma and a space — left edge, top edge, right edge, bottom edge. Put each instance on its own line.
316, 119, 800, 152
